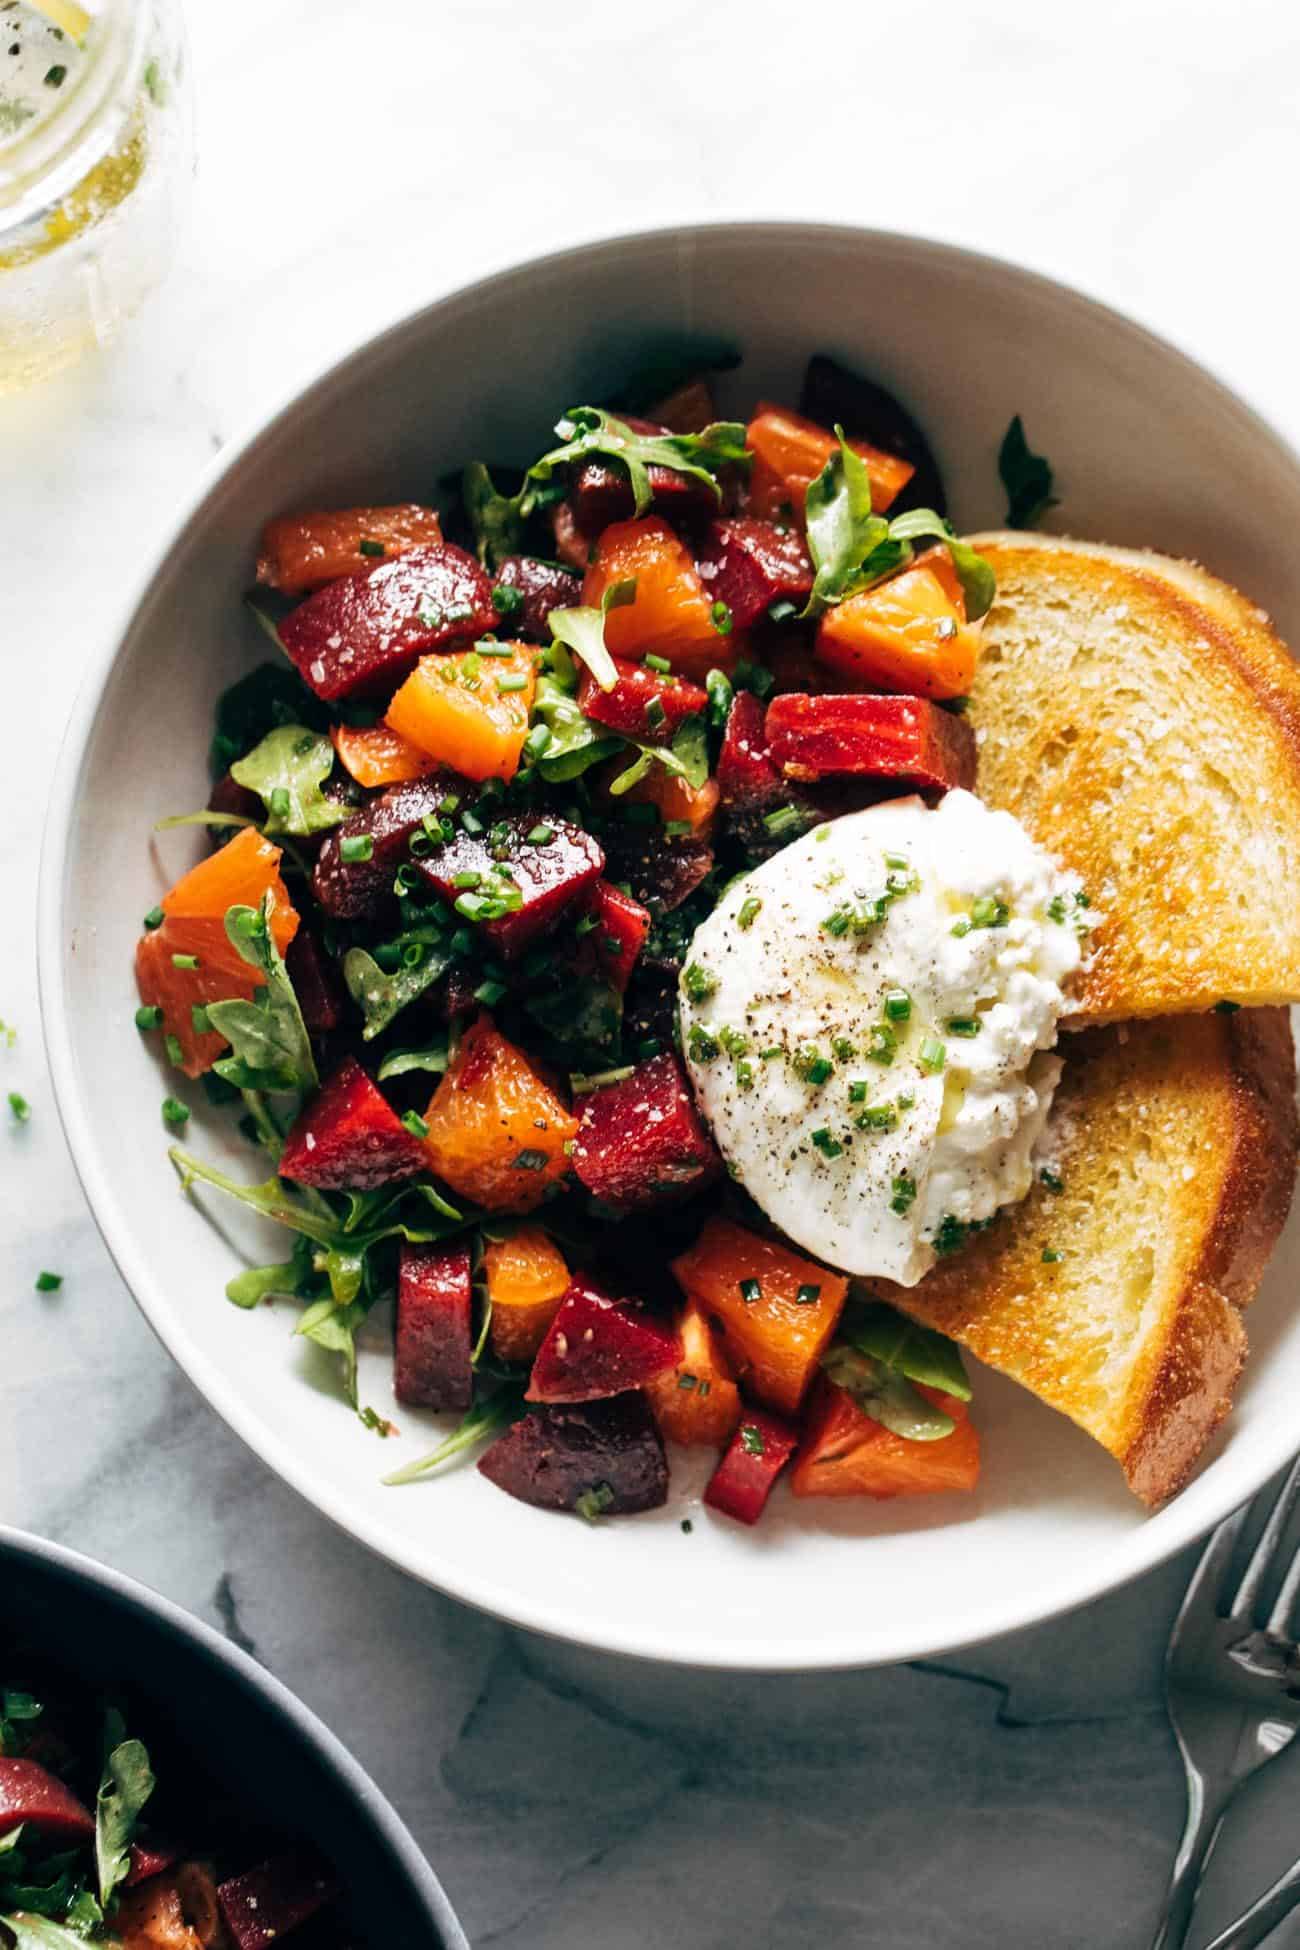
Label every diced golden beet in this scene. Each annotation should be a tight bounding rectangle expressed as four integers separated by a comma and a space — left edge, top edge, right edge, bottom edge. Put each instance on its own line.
486, 1225, 571, 1363
790, 1377, 981, 1499
620, 765, 720, 837
815, 564, 981, 700
256, 504, 444, 595
422, 1013, 576, 1212
671, 1218, 847, 1416
582, 517, 733, 678
386, 641, 537, 782
644, 1298, 742, 1447
745, 402, 914, 519
331, 722, 439, 788
134, 829, 300, 1076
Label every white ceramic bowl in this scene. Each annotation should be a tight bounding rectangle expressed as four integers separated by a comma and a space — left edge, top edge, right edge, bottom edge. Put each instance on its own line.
41, 223, 1300, 1670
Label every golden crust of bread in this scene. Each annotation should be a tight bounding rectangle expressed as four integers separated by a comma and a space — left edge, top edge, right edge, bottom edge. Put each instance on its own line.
967, 533, 1300, 1024
879, 1009, 1298, 1505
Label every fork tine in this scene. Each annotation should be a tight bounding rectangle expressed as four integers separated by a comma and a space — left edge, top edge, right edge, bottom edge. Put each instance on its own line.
1176, 1502, 1251, 1633
1266, 1533, 1300, 1638
1228, 1453, 1300, 1623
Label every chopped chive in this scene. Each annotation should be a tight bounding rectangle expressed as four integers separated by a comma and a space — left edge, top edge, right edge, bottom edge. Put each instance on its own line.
496, 672, 529, 692
340, 834, 374, 863
1046, 894, 1067, 924
574, 911, 599, 938
164, 1034, 185, 1069
35, 1270, 62, 1292
135, 1005, 164, 1030
867, 1024, 897, 1065
522, 723, 552, 761
664, 819, 693, 837
950, 918, 971, 937
737, 895, 762, 930
452, 870, 482, 889
946, 1016, 981, 1038
677, 1372, 699, 1392
767, 598, 798, 623
526, 823, 554, 845
739, 1278, 762, 1304
474, 978, 507, 1006
143, 906, 165, 929
740, 1423, 765, 1456
890, 1173, 917, 1215
491, 582, 525, 615
635, 1038, 661, 1060
760, 1046, 783, 1060
644, 696, 667, 731
883, 988, 912, 1022
8, 1091, 31, 1123
705, 667, 733, 728
919, 1035, 946, 1073
682, 961, 718, 1002
970, 894, 1010, 929
512, 1148, 550, 1171
856, 1102, 899, 1132
190, 1004, 210, 1035
1042, 1246, 1063, 1264
832, 1036, 855, 1063
796, 1284, 821, 1305
763, 804, 805, 838
811, 1127, 843, 1158
645, 652, 672, 674
460, 808, 484, 835
358, 537, 386, 557
44, 63, 68, 87
402, 1110, 430, 1139
711, 600, 734, 635
171, 952, 199, 970
847, 1079, 869, 1103
575, 1482, 616, 1522
161, 1096, 190, 1129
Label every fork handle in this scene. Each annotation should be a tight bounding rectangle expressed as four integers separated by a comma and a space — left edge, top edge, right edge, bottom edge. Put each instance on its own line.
1150, 1780, 1233, 1950
1202, 1858, 1300, 1950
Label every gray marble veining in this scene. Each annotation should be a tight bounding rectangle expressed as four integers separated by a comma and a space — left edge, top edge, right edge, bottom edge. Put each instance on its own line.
7, 0, 1300, 1942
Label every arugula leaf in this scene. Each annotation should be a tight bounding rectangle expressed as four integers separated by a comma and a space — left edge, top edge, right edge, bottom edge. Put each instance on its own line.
60, 1893, 101, 1938
296, 1297, 368, 1408
522, 407, 748, 521
547, 578, 638, 694
843, 1294, 971, 1400
998, 414, 1056, 528
820, 1345, 956, 1441
226, 1235, 315, 1310
154, 809, 257, 834
607, 712, 709, 796
210, 657, 328, 778
377, 1040, 450, 1081
383, 1384, 526, 1485
206, 900, 318, 1093
95, 1735, 154, 1907
0, 1915, 96, 1948
343, 938, 451, 1039
170, 1150, 345, 1247
0, 1693, 41, 1758
530, 665, 623, 784
802, 432, 996, 621
230, 725, 346, 837
462, 461, 526, 570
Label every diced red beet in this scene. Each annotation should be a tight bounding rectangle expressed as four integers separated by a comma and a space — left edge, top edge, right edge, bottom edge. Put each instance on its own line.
765, 693, 976, 791
573, 1052, 721, 1211
599, 827, 714, 915
492, 555, 582, 641
569, 417, 718, 539
125, 1840, 180, 1888
278, 543, 496, 702
527, 1276, 680, 1403
578, 658, 708, 744
694, 517, 813, 632
550, 500, 591, 571
478, 1395, 668, 1515
800, 354, 947, 516
573, 880, 651, 994
284, 928, 346, 1035
216, 1854, 339, 1950
0, 1758, 93, 1841
312, 777, 455, 920
415, 813, 603, 960
279, 1057, 428, 1191
395, 1241, 473, 1413
704, 1407, 800, 1525
717, 691, 819, 857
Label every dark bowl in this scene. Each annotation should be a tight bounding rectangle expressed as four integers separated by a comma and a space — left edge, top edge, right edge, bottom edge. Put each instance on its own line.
0, 1525, 468, 1949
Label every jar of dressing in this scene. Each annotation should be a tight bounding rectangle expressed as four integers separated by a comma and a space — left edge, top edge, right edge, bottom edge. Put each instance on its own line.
0, 0, 190, 391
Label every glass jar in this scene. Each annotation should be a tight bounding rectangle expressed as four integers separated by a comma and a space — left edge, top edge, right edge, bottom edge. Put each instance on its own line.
0, 0, 191, 391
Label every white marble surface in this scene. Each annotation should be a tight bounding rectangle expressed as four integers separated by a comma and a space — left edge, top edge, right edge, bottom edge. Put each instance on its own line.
6, 1, 1300, 1943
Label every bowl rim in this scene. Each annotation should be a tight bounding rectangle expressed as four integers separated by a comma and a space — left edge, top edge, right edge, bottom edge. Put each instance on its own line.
0, 1522, 470, 1949
38, 217, 1300, 1670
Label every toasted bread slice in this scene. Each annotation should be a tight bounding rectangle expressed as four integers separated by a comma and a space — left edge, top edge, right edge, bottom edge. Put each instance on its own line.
879, 1008, 1298, 1504
967, 534, 1300, 1024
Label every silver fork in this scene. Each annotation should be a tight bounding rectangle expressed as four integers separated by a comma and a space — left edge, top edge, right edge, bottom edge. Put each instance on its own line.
1151, 1454, 1300, 1950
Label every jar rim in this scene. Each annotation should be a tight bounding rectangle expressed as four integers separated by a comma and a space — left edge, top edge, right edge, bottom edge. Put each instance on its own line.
0, 0, 151, 227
